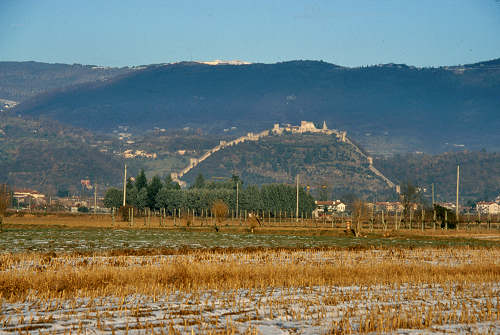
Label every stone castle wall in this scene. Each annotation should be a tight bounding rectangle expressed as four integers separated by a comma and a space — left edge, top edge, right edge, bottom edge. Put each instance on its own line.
171, 121, 394, 190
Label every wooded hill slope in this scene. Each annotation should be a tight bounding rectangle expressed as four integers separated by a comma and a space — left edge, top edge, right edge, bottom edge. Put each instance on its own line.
0, 61, 131, 102
374, 151, 500, 202
182, 133, 394, 199
0, 114, 126, 194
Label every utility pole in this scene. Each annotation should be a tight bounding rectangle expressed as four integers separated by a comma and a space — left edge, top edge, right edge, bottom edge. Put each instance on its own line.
431, 183, 435, 207
296, 174, 299, 222
236, 181, 239, 222
94, 180, 97, 214
122, 164, 127, 207
456, 165, 460, 221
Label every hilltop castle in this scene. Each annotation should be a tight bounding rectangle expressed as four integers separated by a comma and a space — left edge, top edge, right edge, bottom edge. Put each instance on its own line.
171, 121, 350, 186
272, 121, 347, 142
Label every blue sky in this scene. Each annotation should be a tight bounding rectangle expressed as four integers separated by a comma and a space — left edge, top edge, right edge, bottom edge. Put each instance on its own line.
1, 0, 499, 67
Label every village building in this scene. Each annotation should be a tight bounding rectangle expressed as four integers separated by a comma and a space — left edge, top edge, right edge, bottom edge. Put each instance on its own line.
313, 200, 346, 217
13, 189, 46, 207
81, 179, 92, 190
476, 201, 500, 215
122, 149, 157, 159
375, 201, 404, 212
436, 202, 457, 211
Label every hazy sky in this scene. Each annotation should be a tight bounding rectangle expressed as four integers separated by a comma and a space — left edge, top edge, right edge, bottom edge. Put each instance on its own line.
1, 0, 500, 67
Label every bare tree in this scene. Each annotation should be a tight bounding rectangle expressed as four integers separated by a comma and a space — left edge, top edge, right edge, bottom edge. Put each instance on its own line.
400, 182, 421, 222
211, 200, 228, 231
0, 184, 11, 229
352, 199, 369, 235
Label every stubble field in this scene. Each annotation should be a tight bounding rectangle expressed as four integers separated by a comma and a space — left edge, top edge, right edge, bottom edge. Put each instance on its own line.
0, 217, 499, 334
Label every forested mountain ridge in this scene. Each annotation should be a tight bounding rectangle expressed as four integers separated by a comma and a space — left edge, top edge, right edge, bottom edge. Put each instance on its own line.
0, 61, 132, 102
13, 59, 500, 153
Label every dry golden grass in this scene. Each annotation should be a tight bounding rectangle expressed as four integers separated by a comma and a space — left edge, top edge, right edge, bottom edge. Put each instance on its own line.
4, 214, 116, 228
1, 247, 499, 334
1, 247, 499, 302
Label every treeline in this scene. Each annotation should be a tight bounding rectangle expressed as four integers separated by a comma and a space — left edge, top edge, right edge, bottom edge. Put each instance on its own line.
104, 171, 316, 216
374, 151, 500, 202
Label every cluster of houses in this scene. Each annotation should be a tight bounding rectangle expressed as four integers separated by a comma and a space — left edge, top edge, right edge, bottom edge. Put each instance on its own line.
313, 197, 500, 218
433, 201, 500, 215
12, 189, 47, 207
313, 200, 418, 218
313, 200, 346, 217
122, 149, 157, 159
11, 189, 105, 213
0, 98, 17, 112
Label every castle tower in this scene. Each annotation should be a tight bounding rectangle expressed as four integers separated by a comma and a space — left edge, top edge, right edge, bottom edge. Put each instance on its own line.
272, 123, 284, 135
322, 120, 328, 130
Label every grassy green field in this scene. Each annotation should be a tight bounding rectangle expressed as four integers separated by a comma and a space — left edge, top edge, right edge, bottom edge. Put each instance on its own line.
1, 224, 499, 253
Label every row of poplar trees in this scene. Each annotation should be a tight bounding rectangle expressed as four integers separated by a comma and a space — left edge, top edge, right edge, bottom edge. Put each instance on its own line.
104, 171, 315, 216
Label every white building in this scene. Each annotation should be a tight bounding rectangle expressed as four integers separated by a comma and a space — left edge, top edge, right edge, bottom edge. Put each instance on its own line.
122, 149, 157, 159
13, 190, 45, 201
314, 200, 346, 217
375, 202, 404, 212
476, 201, 500, 215
13, 190, 46, 207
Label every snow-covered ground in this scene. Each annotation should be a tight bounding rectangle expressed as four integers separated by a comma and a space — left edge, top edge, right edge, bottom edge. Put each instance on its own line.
1, 248, 499, 333
1, 283, 499, 334
3, 248, 498, 272
3, 227, 497, 253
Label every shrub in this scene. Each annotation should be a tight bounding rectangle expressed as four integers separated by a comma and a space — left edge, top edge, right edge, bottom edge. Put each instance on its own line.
118, 205, 135, 222
211, 200, 228, 223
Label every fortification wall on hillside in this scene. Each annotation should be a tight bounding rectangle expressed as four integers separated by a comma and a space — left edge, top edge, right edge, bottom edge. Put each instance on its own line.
171, 121, 395, 190
171, 129, 271, 183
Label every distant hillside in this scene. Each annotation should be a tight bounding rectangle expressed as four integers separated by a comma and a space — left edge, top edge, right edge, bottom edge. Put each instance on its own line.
0, 114, 128, 194
0, 61, 131, 102
374, 152, 500, 202
182, 133, 395, 199
14, 59, 500, 153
